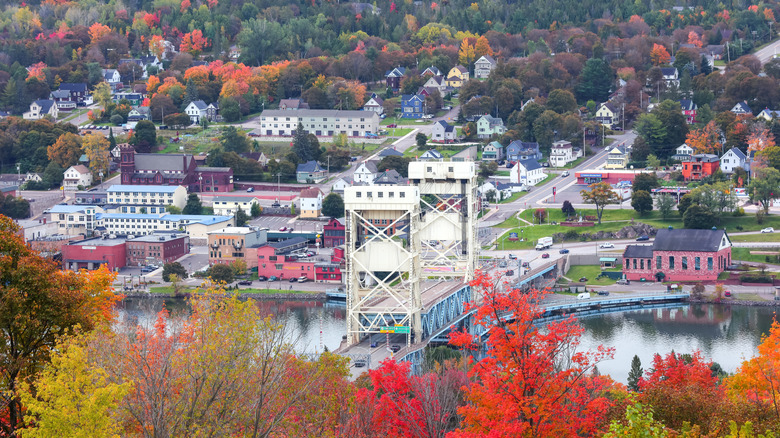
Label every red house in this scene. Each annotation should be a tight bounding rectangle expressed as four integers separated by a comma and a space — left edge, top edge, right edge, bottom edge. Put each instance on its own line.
680, 99, 698, 124
682, 154, 720, 181
323, 217, 345, 248
622, 228, 732, 282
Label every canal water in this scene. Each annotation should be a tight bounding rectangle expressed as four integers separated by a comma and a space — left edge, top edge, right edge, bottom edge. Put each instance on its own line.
117, 298, 779, 383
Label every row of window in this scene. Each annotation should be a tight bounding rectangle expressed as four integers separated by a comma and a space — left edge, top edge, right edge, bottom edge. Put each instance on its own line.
266, 117, 367, 122
628, 256, 714, 271
354, 191, 407, 199
110, 192, 176, 197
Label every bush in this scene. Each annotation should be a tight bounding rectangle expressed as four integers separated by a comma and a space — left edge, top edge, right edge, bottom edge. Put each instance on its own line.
739, 274, 773, 283
110, 114, 124, 125
735, 225, 744, 231
733, 207, 745, 217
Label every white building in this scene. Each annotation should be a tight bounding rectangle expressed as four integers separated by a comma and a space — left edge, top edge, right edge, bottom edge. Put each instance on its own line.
549, 140, 575, 167
211, 196, 259, 216
299, 187, 323, 218
23, 100, 58, 120
509, 158, 546, 186
102, 69, 122, 87
474, 55, 497, 79
672, 143, 694, 161
363, 94, 384, 114
720, 147, 748, 174
98, 213, 234, 239
47, 205, 104, 236
431, 120, 456, 143
185, 100, 208, 124
107, 185, 188, 209
354, 161, 378, 184
259, 109, 379, 137
63, 165, 93, 190
332, 177, 352, 193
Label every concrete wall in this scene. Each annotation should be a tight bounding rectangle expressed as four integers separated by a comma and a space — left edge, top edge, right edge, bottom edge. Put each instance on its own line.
567, 254, 623, 267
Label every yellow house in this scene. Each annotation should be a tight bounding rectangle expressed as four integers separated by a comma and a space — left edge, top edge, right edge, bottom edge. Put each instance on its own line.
299, 187, 323, 218
604, 144, 629, 169
446, 65, 470, 88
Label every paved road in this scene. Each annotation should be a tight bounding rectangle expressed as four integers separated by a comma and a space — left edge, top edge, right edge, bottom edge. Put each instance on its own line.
754, 37, 780, 64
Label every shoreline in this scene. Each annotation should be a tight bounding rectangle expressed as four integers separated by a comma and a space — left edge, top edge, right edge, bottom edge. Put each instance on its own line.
119, 291, 329, 301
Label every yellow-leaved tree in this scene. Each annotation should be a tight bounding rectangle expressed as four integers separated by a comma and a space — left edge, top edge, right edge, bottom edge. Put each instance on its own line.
458, 38, 476, 66
82, 133, 110, 178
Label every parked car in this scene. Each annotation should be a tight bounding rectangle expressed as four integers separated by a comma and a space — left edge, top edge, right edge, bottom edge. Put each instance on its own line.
636, 235, 650, 241
506, 270, 514, 276
298, 276, 308, 283
278, 226, 287, 231
269, 276, 279, 281
561, 170, 569, 177
577, 293, 590, 300
559, 249, 570, 254
541, 253, 550, 259
271, 202, 281, 207
258, 276, 268, 281
508, 254, 518, 260
246, 187, 254, 192
306, 251, 315, 257
763, 227, 775, 233
289, 277, 298, 283
724, 290, 732, 297
616, 279, 630, 285
579, 277, 588, 282
387, 123, 397, 128
237, 280, 252, 286
599, 243, 615, 249
597, 290, 610, 296
390, 344, 401, 353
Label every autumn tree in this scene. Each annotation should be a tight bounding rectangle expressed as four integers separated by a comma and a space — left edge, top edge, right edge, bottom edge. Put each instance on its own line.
88, 23, 111, 45
650, 43, 671, 66
748, 127, 777, 156
458, 38, 476, 67
449, 272, 616, 437
92, 81, 112, 110
0, 217, 118, 436
474, 35, 493, 58
149, 35, 165, 59
686, 121, 722, 154
180, 30, 209, 56
580, 182, 620, 224
47, 132, 83, 168
82, 133, 110, 178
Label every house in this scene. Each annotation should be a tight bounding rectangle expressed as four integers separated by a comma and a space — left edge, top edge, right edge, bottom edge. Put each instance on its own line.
720, 147, 748, 174
296, 160, 326, 183
757, 109, 780, 121
278, 98, 310, 110
419, 149, 444, 161
378, 148, 403, 158
119, 144, 233, 192
604, 144, 629, 169
229, 45, 241, 62
211, 196, 260, 216
23, 99, 58, 120
58, 83, 89, 104
549, 140, 575, 167
323, 217, 345, 247
682, 154, 720, 180
595, 102, 620, 127
184, 100, 208, 124
431, 120, 456, 143
299, 187, 324, 218
416, 86, 441, 98
660, 67, 679, 86
255, 237, 316, 280
119, 56, 162, 78
622, 228, 731, 282
373, 169, 405, 185
127, 107, 150, 121
363, 94, 384, 114
385, 67, 406, 91
422, 75, 448, 93
353, 161, 378, 183
331, 177, 352, 193
452, 146, 477, 162
672, 143, 694, 162
112, 93, 143, 106
476, 115, 505, 139
46, 205, 104, 236
107, 185, 188, 210
474, 55, 497, 79
679, 99, 698, 124
446, 65, 469, 88
63, 165, 93, 190
102, 69, 122, 89
207, 227, 268, 269
50, 90, 76, 110
206, 102, 219, 122
509, 158, 546, 186
482, 141, 504, 161
420, 66, 442, 77
259, 109, 379, 137
506, 140, 541, 162
401, 94, 425, 118
731, 101, 752, 115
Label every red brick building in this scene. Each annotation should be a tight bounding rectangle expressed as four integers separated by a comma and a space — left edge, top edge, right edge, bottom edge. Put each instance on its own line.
126, 233, 190, 267
256, 239, 344, 283
682, 154, 720, 181
323, 217, 345, 248
62, 236, 128, 272
119, 143, 233, 192
623, 228, 732, 282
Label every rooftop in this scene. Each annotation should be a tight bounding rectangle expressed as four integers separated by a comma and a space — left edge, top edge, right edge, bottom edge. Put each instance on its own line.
131, 233, 188, 242
208, 227, 260, 235
107, 185, 184, 193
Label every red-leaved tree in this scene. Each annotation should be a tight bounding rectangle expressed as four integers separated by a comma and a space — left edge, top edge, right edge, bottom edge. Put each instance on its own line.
449, 272, 616, 437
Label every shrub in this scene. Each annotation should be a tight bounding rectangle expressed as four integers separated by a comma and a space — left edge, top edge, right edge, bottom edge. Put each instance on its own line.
733, 207, 745, 217
735, 225, 744, 231
739, 274, 773, 283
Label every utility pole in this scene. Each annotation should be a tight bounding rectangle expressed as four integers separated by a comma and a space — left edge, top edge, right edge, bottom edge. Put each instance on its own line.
622, 104, 625, 132
276, 172, 281, 203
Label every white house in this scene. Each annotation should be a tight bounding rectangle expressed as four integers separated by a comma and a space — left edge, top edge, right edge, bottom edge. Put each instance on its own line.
354, 161, 378, 184
419, 149, 444, 161
720, 147, 748, 174
299, 187, 323, 219
549, 140, 574, 167
672, 143, 694, 161
332, 177, 352, 193
595, 103, 619, 127
476, 115, 505, 139
185, 100, 208, 124
731, 101, 752, 115
660, 67, 679, 86
420, 66, 442, 76
422, 75, 448, 93
63, 165, 93, 190
510, 158, 546, 186
102, 69, 122, 88
363, 94, 384, 114
23, 100, 58, 120
431, 120, 456, 143
211, 196, 259, 216
757, 109, 780, 121
474, 55, 497, 79
107, 185, 188, 209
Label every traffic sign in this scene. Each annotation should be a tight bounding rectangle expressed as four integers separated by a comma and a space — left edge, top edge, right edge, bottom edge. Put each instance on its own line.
380, 326, 411, 334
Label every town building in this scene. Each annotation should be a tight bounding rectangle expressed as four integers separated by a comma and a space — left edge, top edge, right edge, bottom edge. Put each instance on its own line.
296, 160, 326, 183
385, 67, 406, 91
23, 99, 58, 120
731, 101, 752, 115
323, 217, 345, 248
119, 144, 233, 192
422, 75, 448, 94
299, 187, 324, 218
126, 233, 190, 267
63, 165, 93, 190
604, 144, 629, 169
660, 67, 679, 86
446, 65, 469, 88
401, 94, 425, 118
363, 94, 384, 114
549, 140, 575, 167
474, 55, 497, 79
62, 235, 127, 272
102, 69, 122, 89
373, 169, 406, 184
185, 100, 208, 124
622, 228, 732, 282
509, 158, 546, 186
331, 177, 352, 194
419, 149, 444, 160
575, 169, 657, 185
75, 189, 108, 206
207, 227, 268, 269
258, 109, 379, 137
378, 148, 403, 158
57, 83, 89, 104
757, 109, 780, 121
719, 147, 748, 174
211, 196, 259, 216
98, 213, 234, 239
127, 107, 151, 121
354, 161, 378, 184
107, 185, 187, 210
506, 140, 541, 162
595, 102, 620, 127
482, 141, 504, 161
672, 143, 694, 162
431, 120, 456, 142
452, 146, 477, 162
420, 66, 442, 76
50, 90, 77, 110
476, 115, 505, 139
680, 99, 698, 124
278, 98, 310, 110
682, 154, 720, 180
256, 237, 313, 279
47, 205, 103, 236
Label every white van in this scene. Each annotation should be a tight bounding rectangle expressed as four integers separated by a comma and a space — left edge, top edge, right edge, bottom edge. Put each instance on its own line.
562, 170, 570, 177
577, 293, 590, 300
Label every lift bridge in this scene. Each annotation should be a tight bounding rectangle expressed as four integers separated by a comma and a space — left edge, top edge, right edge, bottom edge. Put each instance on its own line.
342, 161, 478, 348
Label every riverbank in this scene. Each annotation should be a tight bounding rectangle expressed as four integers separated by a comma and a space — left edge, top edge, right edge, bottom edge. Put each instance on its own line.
119, 290, 328, 301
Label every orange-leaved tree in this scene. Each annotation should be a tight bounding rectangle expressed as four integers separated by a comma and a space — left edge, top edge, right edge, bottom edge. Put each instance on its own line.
180, 30, 209, 55
449, 272, 616, 437
0, 215, 119, 436
650, 43, 671, 66
685, 120, 722, 154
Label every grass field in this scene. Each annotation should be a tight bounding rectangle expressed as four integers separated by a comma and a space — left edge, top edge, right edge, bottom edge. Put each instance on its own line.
732, 247, 780, 263
499, 191, 527, 204
729, 233, 780, 242
563, 265, 618, 286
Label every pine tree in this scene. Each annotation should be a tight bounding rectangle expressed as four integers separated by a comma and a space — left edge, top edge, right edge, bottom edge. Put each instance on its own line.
108, 128, 116, 149
2, 78, 19, 113
183, 79, 199, 110
627, 355, 643, 392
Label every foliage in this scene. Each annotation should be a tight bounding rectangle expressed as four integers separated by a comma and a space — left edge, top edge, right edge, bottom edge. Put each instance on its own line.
416, 132, 428, 148
627, 355, 643, 392
251, 202, 261, 218
235, 208, 249, 227
81, 134, 110, 179
0, 194, 30, 219
377, 156, 412, 178
650, 44, 671, 66
533, 208, 547, 223
449, 272, 615, 437
655, 194, 676, 219
691, 283, 706, 299
749, 167, 780, 214
47, 133, 83, 168
603, 399, 669, 438
686, 121, 722, 154
580, 182, 620, 224
577, 58, 612, 103
182, 193, 203, 215
322, 193, 345, 218
130, 120, 157, 153
562, 200, 576, 218
632, 173, 660, 193
162, 262, 188, 282
208, 264, 234, 283
631, 190, 653, 216
292, 123, 321, 163
220, 126, 251, 154
683, 204, 716, 229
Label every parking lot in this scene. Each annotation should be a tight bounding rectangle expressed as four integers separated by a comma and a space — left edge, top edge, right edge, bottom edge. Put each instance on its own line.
248, 215, 296, 231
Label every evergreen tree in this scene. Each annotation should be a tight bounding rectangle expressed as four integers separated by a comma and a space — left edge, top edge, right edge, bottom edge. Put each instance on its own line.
107, 128, 116, 149
322, 193, 345, 218
235, 208, 249, 226
627, 355, 643, 392
183, 194, 203, 215
577, 58, 613, 103
183, 78, 199, 110
292, 123, 319, 162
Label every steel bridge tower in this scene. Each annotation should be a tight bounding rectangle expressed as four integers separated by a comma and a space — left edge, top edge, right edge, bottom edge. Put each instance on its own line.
344, 161, 477, 346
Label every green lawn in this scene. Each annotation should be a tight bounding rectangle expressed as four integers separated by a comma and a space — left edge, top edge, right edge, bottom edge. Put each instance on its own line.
389, 128, 414, 138
498, 191, 527, 204
729, 233, 780, 242
496, 170, 510, 177
149, 286, 315, 295
564, 265, 618, 286
732, 247, 780, 263
558, 156, 587, 169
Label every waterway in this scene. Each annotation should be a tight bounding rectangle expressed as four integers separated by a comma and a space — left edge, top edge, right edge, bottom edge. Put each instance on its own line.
117, 298, 779, 383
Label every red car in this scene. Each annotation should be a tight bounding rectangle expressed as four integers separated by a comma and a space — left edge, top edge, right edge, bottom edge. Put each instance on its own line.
387, 123, 397, 128
541, 253, 550, 259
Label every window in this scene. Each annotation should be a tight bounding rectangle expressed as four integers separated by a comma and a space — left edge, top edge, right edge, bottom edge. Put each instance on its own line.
682, 257, 688, 270
708, 257, 713, 270
640, 259, 644, 270
275, 264, 283, 270
400, 192, 406, 198
356, 192, 362, 198
656, 256, 661, 269
378, 192, 383, 198
633, 259, 637, 269
389, 192, 394, 198
669, 256, 674, 269
269, 256, 277, 261
695, 257, 701, 270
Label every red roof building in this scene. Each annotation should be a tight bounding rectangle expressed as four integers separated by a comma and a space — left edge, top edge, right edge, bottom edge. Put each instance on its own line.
681, 154, 720, 181
323, 217, 345, 248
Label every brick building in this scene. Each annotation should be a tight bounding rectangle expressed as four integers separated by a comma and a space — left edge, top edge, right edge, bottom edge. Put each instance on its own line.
62, 236, 128, 272
256, 237, 314, 280
207, 227, 268, 269
119, 144, 233, 192
323, 217, 345, 248
622, 228, 732, 282
682, 154, 720, 181
126, 233, 190, 267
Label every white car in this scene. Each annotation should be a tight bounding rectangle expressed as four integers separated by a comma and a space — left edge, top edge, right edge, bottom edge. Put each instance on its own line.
762, 227, 775, 233
599, 243, 615, 249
